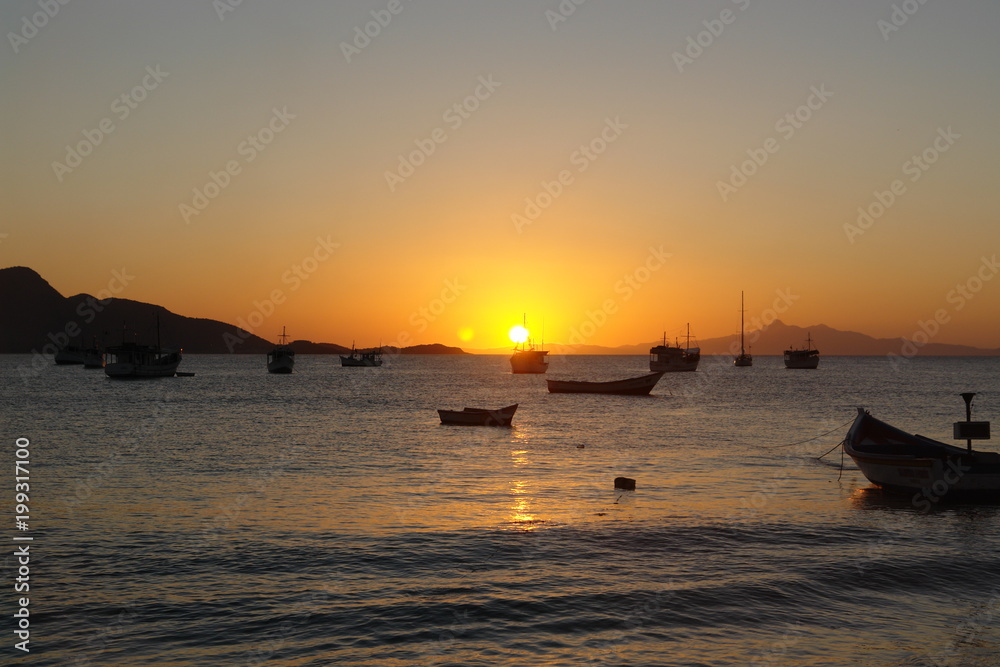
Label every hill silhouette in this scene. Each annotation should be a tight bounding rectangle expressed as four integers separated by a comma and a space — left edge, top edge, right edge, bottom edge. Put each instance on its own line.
0, 266, 275, 354
467, 320, 999, 356
0, 267, 470, 355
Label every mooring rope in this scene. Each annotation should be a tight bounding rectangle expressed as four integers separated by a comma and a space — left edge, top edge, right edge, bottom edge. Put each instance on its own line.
754, 416, 855, 451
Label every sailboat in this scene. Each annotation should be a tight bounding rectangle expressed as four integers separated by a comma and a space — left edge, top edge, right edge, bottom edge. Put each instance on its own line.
649, 323, 700, 372
266, 327, 295, 374
510, 315, 549, 374
733, 291, 752, 367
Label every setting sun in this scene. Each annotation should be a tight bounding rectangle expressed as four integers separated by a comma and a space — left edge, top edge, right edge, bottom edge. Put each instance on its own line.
508, 325, 529, 344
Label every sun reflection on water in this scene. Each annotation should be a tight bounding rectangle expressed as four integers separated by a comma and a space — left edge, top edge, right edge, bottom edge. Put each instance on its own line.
505, 452, 544, 530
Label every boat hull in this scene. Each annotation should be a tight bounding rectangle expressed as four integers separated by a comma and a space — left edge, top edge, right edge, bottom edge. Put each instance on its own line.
649, 357, 699, 372
340, 356, 382, 367
510, 350, 549, 374
267, 346, 295, 374
784, 352, 819, 369
733, 354, 752, 367
438, 404, 518, 426
54, 348, 85, 365
649, 347, 700, 372
844, 408, 1000, 497
267, 359, 295, 374
547, 372, 665, 395
82, 350, 105, 368
105, 356, 181, 379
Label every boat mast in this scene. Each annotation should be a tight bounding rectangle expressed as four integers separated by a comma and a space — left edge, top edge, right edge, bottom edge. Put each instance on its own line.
740, 291, 746, 355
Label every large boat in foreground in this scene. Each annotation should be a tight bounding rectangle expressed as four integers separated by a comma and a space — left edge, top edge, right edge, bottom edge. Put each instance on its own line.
844, 396, 1000, 499
267, 327, 295, 374
784, 333, 819, 369
438, 404, 518, 427
547, 371, 665, 396
649, 324, 700, 372
341, 344, 383, 367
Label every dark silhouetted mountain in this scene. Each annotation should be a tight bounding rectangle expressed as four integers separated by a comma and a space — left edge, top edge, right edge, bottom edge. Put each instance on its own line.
0, 267, 471, 355
1, 267, 275, 354
288, 340, 352, 355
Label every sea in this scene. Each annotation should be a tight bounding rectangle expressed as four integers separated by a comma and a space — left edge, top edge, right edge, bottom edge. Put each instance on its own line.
3, 353, 1000, 666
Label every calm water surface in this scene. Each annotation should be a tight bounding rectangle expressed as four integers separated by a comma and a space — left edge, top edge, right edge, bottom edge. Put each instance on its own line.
3, 354, 1000, 666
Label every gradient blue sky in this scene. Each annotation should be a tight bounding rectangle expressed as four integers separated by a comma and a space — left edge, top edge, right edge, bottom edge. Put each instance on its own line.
3, 0, 999, 349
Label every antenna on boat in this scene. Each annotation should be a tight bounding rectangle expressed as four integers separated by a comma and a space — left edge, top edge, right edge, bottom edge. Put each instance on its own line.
962, 392, 976, 454
955, 392, 990, 454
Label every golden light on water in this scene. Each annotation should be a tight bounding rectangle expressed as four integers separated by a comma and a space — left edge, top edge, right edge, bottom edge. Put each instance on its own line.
509, 325, 529, 344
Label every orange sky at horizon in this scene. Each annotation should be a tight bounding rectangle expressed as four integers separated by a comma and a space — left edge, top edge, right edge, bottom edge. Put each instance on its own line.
4, 2, 999, 350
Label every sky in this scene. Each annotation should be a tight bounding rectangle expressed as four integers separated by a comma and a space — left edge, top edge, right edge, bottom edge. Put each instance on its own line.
3, 0, 999, 351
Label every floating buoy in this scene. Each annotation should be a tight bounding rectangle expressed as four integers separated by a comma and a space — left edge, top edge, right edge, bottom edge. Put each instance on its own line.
614, 477, 636, 490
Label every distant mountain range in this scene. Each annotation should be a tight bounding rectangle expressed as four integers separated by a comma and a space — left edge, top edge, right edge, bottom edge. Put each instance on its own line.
0, 267, 466, 355
469, 320, 1000, 356
3, 266, 995, 357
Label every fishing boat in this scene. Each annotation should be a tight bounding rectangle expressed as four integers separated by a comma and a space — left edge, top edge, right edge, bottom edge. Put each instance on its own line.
438, 404, 518, 426
510, 343, 549, 374
82, 343, 105, 369
784, 333, 819, 369
510, 316, 549, 374
266, 327, 295, 374
104, 343, 181, 378
104, 318, 182, 379
649, 324, 700, 372
733, 291, 752, 367
340, 343, 383, 367
844, 395, 1000, 499
54, 345, 85, 365
547, 371, 665, 395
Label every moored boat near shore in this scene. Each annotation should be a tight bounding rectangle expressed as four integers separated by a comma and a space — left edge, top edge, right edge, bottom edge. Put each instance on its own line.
844, 399, 1000, 500
438, 404, 518, 426
547, 372, 666, 396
